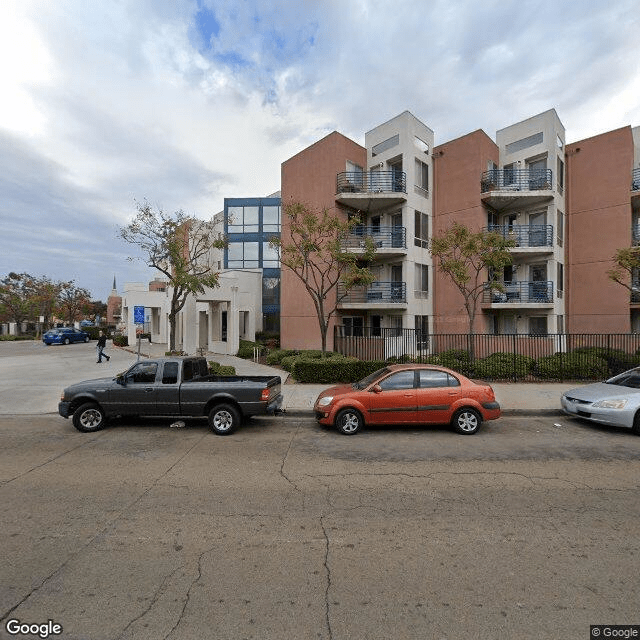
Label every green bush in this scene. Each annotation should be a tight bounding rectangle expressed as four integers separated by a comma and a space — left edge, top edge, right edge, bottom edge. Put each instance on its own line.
266, 349, 298, 365
474, 352, 535, 380
0, 334, 36, 341
534, 353, 609, 380
570, 347, 640, 376
292, 358, 387, 384
113, 335, 128, 347
208, 361, 237, 376
237, 339, 258, 359
435, 349, 475, 376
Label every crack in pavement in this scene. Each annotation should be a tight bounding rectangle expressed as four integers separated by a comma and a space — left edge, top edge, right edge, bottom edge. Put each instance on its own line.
0, 432, 209, 624
280, 422, 303, 491
0, 432, 106, 485
319, 515, 333, 640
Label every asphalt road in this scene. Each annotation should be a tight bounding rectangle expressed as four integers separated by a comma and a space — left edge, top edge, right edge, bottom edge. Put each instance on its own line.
1, 408, 639, 640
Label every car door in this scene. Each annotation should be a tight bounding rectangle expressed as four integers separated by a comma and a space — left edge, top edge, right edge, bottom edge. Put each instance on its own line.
367, 370, 417, 424
416, 370, 462, 424
109, 361, 159, 415
155, 361, 181, 416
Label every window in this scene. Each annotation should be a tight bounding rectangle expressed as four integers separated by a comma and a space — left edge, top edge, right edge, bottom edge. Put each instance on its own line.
415, 159, 429, 194
263, 205, 280, 231
557, 210, 564, 246
414, 136, 429, 154
372, 134, 399, 157
505, 132, 543, 154
343, 316, 364, 337
262, 277, 280, 306
556, 156, 564, 194
389, 316, 403, 337
226, 205, 261, 232
243, 206, 259, 231
557, 263, 564, 297
418, 370, 459, 388
162, 362, 179, 385
557, 315, 564, 334
529, 317, 548, 335
371, 315, 382, 337
415, 315, 429, 349
415, 264, 429, 297
262, 242, 279, 267
379, 370, 415, 391
126, 362, 158, 384
414, 210, 429, 248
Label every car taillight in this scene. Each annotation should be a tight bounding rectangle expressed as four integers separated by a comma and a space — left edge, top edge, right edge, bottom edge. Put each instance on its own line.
261, 389, 270, 401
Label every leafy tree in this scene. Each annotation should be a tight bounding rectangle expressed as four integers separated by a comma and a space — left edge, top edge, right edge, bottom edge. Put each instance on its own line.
118, 200, 225, 351
31, 276, 63, 332
607, 247, 640, 299
56, 281, 92, 326
430, 222, 515, 338
0, 273, 37, 333
271, 201, 376, 354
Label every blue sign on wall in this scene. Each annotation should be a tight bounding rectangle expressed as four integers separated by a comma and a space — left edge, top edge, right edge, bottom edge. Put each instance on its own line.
133, 306, 145, 324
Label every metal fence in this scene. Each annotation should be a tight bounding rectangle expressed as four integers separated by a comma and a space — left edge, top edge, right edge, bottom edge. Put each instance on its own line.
480, 168, 553, 192
333, 327, 640, 381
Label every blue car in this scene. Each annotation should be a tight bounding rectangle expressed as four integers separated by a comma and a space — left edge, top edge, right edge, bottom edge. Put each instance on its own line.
43, 327, 90, 345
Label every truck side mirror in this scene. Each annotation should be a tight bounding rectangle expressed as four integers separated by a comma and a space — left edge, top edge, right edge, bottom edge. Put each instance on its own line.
116, 374, 126, 386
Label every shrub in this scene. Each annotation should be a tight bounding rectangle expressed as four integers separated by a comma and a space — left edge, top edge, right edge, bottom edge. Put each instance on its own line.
113, 335, 128, 347
266, 349, 299, 366
570, 347, 640, 376
474, 352, 535, 380
208, 361, 237, 376
291, 358, 387, 384
534, 353, 609, 380
435, 349, 475, 376
0, 334, 36, 341
237, 340, 258, 359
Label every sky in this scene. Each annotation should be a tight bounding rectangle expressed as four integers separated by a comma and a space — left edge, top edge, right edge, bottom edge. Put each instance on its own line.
1, 0, 639, 301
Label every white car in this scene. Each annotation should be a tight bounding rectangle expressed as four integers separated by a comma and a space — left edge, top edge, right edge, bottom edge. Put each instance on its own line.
561, 368, 640, 433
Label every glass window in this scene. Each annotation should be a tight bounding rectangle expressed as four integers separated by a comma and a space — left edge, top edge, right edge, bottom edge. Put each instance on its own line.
418, 370, 451, 388
415, 159, 429, 193
557, 210, 564, 246
371, 134, 399, 157
557, 263, 564, 292
414, 136, 429, 154
263, 242, 279, 267
228, 206, 244, 229
244, 242, 259, 267
379, 370, 415, 391
415, 264, 428, 294
414, 211, 429, 248
262, 277, 280, 305
244, 206, 259, 231
263, 205, 280, 231
162, 362, 179, 384
127, 362, 158, 384
227, 242, 243, 268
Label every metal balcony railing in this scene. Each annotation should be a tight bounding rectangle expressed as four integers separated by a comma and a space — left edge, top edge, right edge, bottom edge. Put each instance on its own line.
483, 281, 554, 304
633, 168, 640, 191
481, 168, 553, 193
338, 281, 407, 304
633, 225, 640, 246
342, 226, 407, 250
486, 224, 554, 247
337, 171, 407, 194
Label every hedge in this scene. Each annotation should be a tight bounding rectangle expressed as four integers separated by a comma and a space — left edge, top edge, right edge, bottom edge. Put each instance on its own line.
534, 352, 609, 380
473, 352, 535, 380
266, 349, 299, 366
112, 335, 128, 347
291, 358, 388, 384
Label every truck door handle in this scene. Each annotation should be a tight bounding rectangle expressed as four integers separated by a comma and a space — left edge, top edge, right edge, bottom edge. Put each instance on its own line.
144, 388, 154, 393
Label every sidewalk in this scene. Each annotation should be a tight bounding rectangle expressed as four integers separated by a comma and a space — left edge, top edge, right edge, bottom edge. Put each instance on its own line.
127, 342, 571, 416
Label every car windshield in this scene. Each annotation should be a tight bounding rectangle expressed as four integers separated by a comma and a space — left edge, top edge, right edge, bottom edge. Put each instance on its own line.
353, 367, 390, 390
605, 369, 640, 389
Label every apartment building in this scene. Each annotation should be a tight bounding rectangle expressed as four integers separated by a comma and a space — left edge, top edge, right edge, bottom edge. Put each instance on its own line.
280, 109, 640, 352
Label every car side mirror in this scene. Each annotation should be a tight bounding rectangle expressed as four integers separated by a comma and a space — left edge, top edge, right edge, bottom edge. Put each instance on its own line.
116, 375, 126, 386
371, 384, 382, 394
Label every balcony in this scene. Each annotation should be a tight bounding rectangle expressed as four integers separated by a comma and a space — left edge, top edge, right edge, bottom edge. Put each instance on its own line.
341, 225, 407, 258
483, 281, 554, 305
336, 171, 407, 212
338, 281, 407, 308
633, 225, 640, 246
481, 169, 554, 211
632, 168, 640, 191
485, 224, 554, 253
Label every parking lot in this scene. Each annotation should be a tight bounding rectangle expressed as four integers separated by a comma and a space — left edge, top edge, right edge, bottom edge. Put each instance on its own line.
1, 341, 639, 639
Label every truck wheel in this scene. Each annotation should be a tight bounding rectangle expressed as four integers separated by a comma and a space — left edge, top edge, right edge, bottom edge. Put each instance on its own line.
209, 404, 240, 435
73, 402, 106, 433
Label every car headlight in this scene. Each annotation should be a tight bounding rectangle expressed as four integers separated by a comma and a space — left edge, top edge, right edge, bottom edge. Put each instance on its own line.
317, 396, 334, 407
592, 399, 628, 409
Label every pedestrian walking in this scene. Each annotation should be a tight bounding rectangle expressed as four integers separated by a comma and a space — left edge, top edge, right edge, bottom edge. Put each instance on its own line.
96, 330, 110, 363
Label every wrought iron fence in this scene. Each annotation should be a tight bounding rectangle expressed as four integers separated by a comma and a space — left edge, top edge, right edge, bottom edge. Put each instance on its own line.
485, 224, 553, 247
342, 225, 407, 250
481, 168, 553, 192
336, 170, 407, 194
333, 328, 640, 381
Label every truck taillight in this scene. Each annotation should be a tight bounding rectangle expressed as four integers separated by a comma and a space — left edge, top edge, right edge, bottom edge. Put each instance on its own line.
261, 389, 270, 401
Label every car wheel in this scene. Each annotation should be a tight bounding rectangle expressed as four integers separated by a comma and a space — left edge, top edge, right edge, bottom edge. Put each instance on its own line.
632, 412, 640, 435
84, 336, 89, 343
335, 408, 362, 435
209, 403, 241, 435
63, 338, 70, 345
451, 408, 482, 435
72, 402, 106, 433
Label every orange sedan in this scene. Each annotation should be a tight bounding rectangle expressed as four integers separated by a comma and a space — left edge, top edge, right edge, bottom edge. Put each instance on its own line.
314, 364, 501, 435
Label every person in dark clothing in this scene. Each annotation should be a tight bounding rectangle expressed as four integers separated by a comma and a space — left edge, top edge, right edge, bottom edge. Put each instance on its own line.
96, 331, 110, 363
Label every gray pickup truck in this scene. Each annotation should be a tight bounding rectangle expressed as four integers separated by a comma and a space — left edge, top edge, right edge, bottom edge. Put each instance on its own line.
59, 356, 282, 435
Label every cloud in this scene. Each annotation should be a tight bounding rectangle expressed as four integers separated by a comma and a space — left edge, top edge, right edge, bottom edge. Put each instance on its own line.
0, 0, 639, 300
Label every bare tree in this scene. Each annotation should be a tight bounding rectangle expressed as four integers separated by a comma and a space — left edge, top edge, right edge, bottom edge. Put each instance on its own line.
118, 200, 225, 351
271, 202, 376, 353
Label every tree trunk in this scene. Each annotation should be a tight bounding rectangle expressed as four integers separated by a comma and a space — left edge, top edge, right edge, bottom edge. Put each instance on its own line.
169, 312, 176, 351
